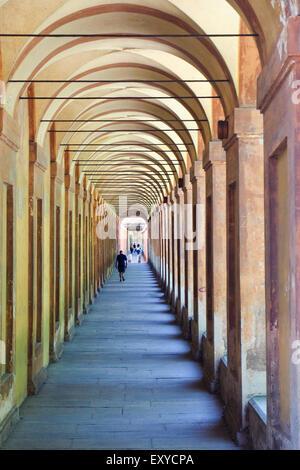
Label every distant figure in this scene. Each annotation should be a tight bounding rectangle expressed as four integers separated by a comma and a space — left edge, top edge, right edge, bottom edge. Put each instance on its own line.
116, 250, 128, 282
130, 244, 134, 254
136, 244, 142, 263
133, 243, 136, 253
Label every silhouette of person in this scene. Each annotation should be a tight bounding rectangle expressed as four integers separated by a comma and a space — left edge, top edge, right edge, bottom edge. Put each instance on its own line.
116, 250, 128, 282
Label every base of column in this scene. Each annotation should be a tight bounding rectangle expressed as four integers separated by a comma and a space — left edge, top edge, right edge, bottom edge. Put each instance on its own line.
269, 426, 296, 450
176, 299, 182, 324
202, 336, 219, 393
223, 402, 249, 447
0, 406, 19, 448
182, 308, 191, 340
191, 319, 202, 361
76, 311, 85, 327
205, 376, 219, 394
28, 367, 47, 395
82, 302, 91, 315
171, 291, 177, 311
50, 341, 64, 363
64, 324, 76, 342
163, 283, 169, 298
222, 369, 250, 447
166, 289, 173, 306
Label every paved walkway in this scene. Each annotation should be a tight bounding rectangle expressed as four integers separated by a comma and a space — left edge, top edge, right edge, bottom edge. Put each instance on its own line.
3, 263, 238, 450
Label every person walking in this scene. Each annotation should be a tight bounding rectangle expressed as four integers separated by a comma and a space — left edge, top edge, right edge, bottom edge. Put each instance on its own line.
136, 244, 142, 263
116, 250, 128, 282
130, 244, 134, 254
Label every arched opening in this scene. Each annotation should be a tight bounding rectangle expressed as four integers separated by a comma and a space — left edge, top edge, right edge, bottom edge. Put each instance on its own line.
0, 0, 299, 451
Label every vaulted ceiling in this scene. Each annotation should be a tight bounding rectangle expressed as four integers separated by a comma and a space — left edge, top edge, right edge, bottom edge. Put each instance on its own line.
0, 0, 294, 212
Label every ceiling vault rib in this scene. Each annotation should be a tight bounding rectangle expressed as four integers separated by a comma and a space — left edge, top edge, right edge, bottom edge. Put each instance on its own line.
49, 129, 202, 132
20, 96, 220, 100
75, 163, 183, 166
70, 151, 186, 154
0, 33, 258, 38
60, 143, 194, 146
10, 80, 229, 84
2, 0, 272, 218
41, 119, 208, 123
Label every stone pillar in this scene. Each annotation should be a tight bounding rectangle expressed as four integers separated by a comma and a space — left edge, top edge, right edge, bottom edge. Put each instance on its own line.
159, 206, 164, 283
222, 107, 266, 445
190, 161, 206, 359
49, 160, 64, 361
27, 142, 48, 394
182, 174, 193, 339
257, 16, 300, 450
175, 187, 185, 324
74, 169, 84, 326
82, 183, 89, 314
164, 200, 170, 295
160, 204, 166, 287
202, 141, 227, 392
0, 109, 19, 441
64, 149, 75, 342
98, 199, 104, 289
149, 209, 158, 275
155, 207, 161, 275
88, 192, 93, 304
91, 193, 98, 297
167, 193, 174, 304
171, 188, 179, 311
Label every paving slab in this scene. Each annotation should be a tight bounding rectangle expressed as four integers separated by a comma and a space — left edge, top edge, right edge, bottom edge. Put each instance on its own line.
2, 263, 238, 450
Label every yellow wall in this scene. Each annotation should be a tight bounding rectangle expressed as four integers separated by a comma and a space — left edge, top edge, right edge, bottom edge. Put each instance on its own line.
15, 101, 29, 406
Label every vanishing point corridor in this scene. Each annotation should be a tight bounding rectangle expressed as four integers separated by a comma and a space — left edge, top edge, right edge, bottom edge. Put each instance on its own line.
2, 264, 236, 450
2, 0, 300, 452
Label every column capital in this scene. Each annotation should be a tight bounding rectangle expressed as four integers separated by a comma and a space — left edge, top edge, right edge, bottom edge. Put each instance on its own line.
258, 16, 300, 112
223, 107, 263, 151
29, 141, 48, 172
203, 140, 226, 171
0, 108, 21, 152
169, 189, 176, 204
75, 182, 82, 198
182, 173, 192, 192
190, 160, 205, 184
64, 174, 71, 190
83, 189, 88, 202
175, 185, 184, 199
50, 161, 64, 184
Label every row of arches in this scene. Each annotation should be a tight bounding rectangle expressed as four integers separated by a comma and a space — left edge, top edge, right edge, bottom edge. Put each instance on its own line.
0, 0, 300, 450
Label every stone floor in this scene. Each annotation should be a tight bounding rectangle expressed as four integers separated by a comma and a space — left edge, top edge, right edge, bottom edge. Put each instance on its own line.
3, 263, 238, 450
